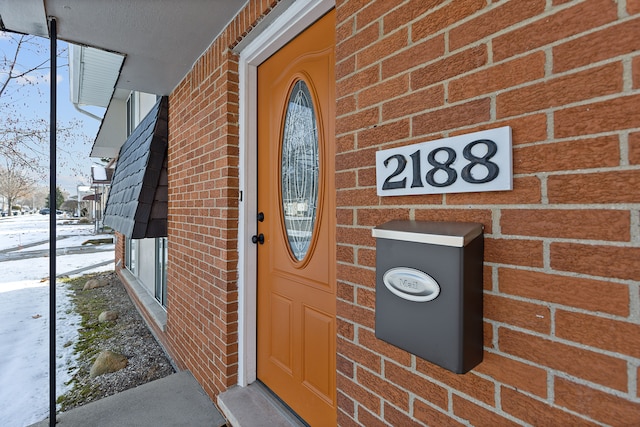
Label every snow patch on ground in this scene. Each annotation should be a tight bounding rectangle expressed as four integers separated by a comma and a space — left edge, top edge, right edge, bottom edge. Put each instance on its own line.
0, 214, 114, 426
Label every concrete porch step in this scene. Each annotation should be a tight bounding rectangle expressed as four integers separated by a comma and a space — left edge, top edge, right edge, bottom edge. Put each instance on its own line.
218, 382, 308, 427
31, 371, 226, 427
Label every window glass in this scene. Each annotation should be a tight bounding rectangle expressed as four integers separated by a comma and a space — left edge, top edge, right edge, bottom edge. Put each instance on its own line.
280, 80, 319, 261
125, 237, 137, 274
155, 237, 168, 308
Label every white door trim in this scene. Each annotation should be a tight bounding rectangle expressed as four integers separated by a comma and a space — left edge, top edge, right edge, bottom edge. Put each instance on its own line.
236, 0, 335, 387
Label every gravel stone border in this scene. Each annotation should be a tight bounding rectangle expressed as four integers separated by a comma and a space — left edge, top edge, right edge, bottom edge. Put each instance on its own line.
57, 271, 175, 412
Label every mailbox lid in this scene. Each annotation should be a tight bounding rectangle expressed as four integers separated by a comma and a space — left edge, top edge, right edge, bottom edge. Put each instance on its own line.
372, 220, 483, 247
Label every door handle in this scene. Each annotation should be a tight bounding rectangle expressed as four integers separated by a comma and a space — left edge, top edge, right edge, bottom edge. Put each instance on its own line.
252, 233, 265, 244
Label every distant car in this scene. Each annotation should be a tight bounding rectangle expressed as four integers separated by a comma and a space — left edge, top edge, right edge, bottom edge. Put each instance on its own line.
40, 208, 50, 215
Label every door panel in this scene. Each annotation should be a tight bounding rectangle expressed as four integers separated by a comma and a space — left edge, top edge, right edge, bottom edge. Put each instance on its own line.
256, 10, 336, 426
270, 293, 293, 371
303, 306, 333, 398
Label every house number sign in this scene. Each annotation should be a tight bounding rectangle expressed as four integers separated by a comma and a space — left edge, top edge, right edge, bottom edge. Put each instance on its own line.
376, 126, 512, 196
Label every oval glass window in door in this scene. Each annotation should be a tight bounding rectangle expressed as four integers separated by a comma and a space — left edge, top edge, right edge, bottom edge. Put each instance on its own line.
281, 80, 319, 261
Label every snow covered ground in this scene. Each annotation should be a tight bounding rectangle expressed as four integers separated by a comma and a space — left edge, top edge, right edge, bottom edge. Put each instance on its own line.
0, 214, 115, 427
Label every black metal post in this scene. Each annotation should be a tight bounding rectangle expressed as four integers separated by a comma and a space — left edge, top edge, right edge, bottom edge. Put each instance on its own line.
49, 16, 57, 427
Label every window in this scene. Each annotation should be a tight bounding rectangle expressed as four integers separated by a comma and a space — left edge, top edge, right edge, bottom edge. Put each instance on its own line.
155, 237, 168, 308
126, 93, 137, 137
281, 80, 319, 261
125, 237, 137, 274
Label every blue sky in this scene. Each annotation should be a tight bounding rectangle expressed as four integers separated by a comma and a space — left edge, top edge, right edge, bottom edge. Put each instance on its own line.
0, 31, 105, 197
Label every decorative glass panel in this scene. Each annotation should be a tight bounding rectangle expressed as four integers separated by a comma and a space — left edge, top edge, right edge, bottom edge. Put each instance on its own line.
281, 80, 319, 261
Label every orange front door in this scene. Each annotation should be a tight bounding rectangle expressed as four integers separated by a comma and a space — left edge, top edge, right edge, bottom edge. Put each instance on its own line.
256, 10, 336, 426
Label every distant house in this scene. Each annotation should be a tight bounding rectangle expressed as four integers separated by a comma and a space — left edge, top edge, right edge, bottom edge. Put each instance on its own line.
3, 0, 639, 425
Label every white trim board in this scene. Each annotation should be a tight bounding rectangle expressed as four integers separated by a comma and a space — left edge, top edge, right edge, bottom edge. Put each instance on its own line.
235, 0, 335, 387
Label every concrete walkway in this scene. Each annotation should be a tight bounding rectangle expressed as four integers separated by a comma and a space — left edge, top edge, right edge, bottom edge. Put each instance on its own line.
31, 371, 227, 427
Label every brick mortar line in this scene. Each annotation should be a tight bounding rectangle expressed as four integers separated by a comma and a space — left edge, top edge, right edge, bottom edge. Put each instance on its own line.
484, 288, 636, 322
340, 258, 638, 296
489, 320, 640, 367
510, 129, 639, 149
619, 0, 630, 18
344, 203, 640, 209
485, 235, 640, 248
624, 57, 635, 92
543, 239, 551, 270
495, 87, 640, 117
630, 361, 639, 403
340, 205, 640, 216
551, 367, 640, 404
621, 131, 631, 166
547, 107, 555, 141
342, 208, 640, 230
484, 261, 639, 287
631, 210, 640, 244
545, 46, 553, 78
629, 284, 640, 323
540, 172, 550, 204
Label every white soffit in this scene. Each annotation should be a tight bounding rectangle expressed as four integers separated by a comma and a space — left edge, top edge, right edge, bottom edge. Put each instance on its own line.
70, 44, 124, 108
91, 97, 127, 158
0, 0, 47, 37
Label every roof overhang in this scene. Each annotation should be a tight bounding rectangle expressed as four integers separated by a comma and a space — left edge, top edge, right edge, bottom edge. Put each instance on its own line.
0, 0, 48, 37
90, 95, 128, 158
70, 45, 124, 109
1, 0, 247, 96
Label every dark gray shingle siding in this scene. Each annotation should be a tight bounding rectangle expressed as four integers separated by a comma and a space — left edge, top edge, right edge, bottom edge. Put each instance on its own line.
104, 96, 168, 238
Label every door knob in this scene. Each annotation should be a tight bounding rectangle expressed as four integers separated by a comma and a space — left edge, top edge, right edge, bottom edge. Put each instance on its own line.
252, 233, 265, 244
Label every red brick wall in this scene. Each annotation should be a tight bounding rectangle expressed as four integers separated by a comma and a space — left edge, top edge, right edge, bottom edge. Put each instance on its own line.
335, 0, 640, 426
165, 0, 282, 400
159, 0, 639, 424
113, 231, 125, 273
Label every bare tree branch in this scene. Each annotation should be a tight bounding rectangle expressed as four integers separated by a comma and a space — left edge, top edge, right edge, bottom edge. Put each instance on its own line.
0, 30, 84, 179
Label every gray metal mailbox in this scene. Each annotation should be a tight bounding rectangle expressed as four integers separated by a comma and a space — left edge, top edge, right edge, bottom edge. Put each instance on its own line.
372, 220, 484, 373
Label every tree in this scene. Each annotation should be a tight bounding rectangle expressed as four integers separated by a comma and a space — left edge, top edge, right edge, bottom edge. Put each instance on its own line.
45, 186, 65, 210
0, 159, 36, 210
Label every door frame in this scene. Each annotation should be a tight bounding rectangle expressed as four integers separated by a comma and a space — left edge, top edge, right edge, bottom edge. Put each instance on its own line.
235, 0, 335, 387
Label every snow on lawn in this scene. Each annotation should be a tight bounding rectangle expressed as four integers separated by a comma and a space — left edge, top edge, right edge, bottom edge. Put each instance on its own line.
0, 281, 79, 426
0, 214, 112, 252
18, 234, 115, 252
0, 214, 114, 426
